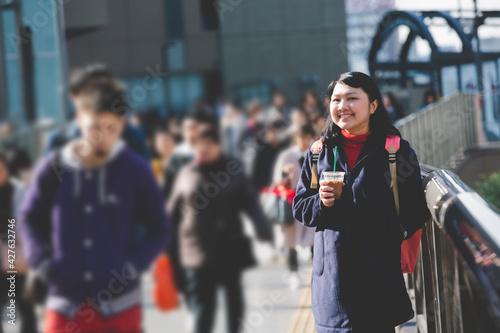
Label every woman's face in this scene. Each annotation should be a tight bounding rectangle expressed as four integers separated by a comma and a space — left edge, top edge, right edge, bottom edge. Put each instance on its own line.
155, 132, 175, 158
0, 161, 8, 186
329, 83, 377, 135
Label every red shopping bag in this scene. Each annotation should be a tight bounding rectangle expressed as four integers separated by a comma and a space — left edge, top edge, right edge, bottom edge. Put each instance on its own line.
270, 185, 296, 206
401, 229, 422, 274
152, 254, 179, 311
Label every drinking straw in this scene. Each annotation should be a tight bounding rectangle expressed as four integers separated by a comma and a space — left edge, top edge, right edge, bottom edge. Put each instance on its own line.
334, 146, 337, 173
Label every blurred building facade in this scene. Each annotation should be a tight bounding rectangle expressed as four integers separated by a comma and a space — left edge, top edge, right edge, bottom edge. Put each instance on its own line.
163, 0, 221, 112
65, 0, 169, 116
345, 0, 398, 73
1, 0, 349, 124
219, 0, 348, 106
164, 0, 350, 108
0, 0, 66, 125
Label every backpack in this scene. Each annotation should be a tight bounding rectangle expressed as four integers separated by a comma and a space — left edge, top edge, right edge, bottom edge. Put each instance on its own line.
309, 136, 422, 274
385, 136, 422, 274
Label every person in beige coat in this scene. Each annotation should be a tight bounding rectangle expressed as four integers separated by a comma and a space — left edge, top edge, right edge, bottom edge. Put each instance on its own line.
167, 123, 272, 333
271, 124, 316, 288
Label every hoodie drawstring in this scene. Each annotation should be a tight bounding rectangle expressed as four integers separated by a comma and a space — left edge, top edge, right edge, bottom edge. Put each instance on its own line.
73, 170, 80, 198
99, 166, 106, 205
72, 167, 106, 206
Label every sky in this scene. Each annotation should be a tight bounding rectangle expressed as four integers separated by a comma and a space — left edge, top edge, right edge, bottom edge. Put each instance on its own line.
394, 0, 500, 52
396, 0, 500, 11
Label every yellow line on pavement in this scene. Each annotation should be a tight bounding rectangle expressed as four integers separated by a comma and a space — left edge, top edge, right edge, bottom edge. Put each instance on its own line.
287, 270, 317, 333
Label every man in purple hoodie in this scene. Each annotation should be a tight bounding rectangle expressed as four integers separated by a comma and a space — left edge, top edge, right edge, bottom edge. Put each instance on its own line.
20, 74, 171, 332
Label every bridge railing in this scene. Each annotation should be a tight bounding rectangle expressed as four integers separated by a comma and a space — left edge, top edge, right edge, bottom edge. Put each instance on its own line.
0, 121, 64, 161
395, 93, 480, 169
411, 164, 500, 333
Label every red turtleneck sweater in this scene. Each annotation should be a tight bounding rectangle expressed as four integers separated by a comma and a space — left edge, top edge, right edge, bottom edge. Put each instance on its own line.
341, 129, 372, 171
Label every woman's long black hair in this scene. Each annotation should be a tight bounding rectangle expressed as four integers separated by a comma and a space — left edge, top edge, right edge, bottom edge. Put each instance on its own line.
320, 71, 401, 143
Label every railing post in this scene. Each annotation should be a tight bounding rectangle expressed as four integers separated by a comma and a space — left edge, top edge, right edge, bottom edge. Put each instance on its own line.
428, 220, 443, 332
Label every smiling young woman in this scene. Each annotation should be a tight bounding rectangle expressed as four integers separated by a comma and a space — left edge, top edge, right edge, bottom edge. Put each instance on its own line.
293, 72, 431, 333
330, 82, 377, 135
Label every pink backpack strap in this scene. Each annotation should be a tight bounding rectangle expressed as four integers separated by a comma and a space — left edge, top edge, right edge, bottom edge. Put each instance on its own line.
385, 135, 401, 219
385, 135, 400, 154
309, 138, 324, 189
309, 138, 324, 154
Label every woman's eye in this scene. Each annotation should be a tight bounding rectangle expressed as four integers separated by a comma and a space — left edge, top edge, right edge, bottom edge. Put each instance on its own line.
348, 97, 357, 101
332, 99, 340, 102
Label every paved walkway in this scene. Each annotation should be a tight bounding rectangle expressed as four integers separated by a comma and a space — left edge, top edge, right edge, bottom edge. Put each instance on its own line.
2, 241, 311, 333
142, 241, 311, 333
2, 224, 418, 332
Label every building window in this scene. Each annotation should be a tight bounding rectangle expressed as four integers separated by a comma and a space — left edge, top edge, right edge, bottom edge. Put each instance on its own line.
166, 39, 185, 71
199, 0, 219, 31
231, 82, 272, 107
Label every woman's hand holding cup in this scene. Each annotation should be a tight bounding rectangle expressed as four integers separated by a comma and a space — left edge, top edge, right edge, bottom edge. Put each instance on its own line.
319, 179, 336, 208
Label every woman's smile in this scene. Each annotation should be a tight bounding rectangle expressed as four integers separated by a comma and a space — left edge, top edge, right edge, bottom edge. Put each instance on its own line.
338, 113, 354, 120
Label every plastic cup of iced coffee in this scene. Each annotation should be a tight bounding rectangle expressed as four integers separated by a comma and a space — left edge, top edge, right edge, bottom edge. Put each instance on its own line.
321, 171, 345, 199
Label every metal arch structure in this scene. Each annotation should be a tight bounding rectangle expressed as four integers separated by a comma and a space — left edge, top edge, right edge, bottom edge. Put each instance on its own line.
472, 11, 500, 39
422, 11, 473, 53
368, 10, 477, 91
369, 10, 438, 71
471, 11, 500, 63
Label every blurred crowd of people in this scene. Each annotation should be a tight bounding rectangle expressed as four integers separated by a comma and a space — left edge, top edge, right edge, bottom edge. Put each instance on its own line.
0, 63, 414, 333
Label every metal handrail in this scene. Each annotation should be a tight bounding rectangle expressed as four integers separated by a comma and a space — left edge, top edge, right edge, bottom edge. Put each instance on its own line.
396, 93, 480, 169
414, 164, 500, 332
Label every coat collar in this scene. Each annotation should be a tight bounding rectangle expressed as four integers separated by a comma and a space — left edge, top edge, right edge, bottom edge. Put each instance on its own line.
60, 138, 125, 170
330, 132, 385, 173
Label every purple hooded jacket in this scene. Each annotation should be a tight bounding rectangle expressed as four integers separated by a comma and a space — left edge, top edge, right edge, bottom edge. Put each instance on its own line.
19, 140, 171, 318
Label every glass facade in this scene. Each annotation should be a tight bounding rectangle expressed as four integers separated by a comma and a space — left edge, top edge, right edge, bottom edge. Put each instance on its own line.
0, 0, 66, 124
1, 8, 23, 123
120, 73, 203, 117
120, 76, 169, 116
167, 74, 203, 113
231, 82, 272, 107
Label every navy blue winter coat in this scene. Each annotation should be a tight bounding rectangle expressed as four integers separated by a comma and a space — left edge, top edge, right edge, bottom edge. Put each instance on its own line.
293, 132, 431, 333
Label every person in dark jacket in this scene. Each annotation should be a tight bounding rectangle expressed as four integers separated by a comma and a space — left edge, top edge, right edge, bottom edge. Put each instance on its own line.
0, 152, 37, 333
293, 72, 431, 333
162, 111, 218, 301
382, 92, 405, 124
19, 74, 171, 332
161, 111, 210, 199
238, 100, 266, 176
0, 122, 32, 179
251, 120, 288, 191
167, 124, 272, 333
